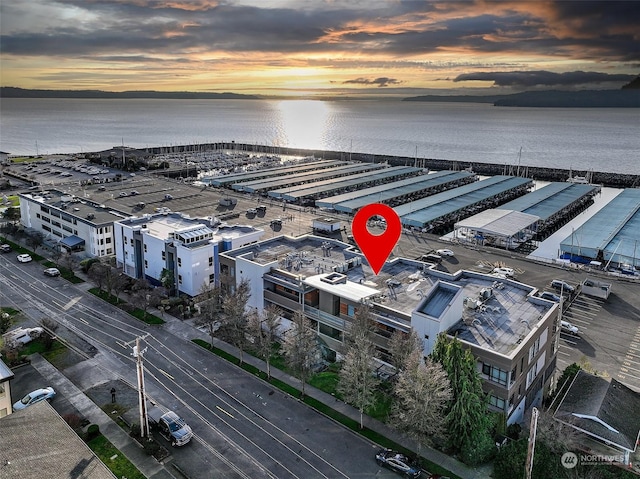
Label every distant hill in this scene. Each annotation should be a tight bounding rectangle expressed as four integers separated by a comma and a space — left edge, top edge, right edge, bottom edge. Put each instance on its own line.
0, 87, 259, 100
404, 89, 640, 107
622, 76, 640, 89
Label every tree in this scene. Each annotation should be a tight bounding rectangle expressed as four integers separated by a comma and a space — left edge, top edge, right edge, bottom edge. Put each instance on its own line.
39, 318, 59, 351
26, 231, 44, 253
196, 284, 223, 349
431, 334, 495, 465
2, 206, 21, 225
389, 329, 422, 371
130, 278, 152, 320
160, 268, 176, 296
337, 306, 380, 428
248, 304, 282, 380
87, 262, 108, 291
217, 279, 251, 365
0, 310, 12, 335
282, 310, 321, 397
391, 350, 452, 449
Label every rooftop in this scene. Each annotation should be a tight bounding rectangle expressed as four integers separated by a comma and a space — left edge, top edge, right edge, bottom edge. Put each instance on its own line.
225, 234, 553, 354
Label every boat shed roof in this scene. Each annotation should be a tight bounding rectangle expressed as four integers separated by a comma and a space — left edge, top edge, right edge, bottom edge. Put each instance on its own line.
316, 171, 476, 213
203, 160, 344, 186
560, 189, 640, 266
233, 162, 385, 193
270, 166, 423, 201
455, 209, 539, 237
395, 176, 532, 228
498, 182, 600, 221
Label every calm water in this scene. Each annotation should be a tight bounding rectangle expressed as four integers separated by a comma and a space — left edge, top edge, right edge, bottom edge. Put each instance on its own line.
1, 98, 638, 174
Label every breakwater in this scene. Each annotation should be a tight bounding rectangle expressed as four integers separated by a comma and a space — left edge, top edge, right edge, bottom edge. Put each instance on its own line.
140, 142, 639, 189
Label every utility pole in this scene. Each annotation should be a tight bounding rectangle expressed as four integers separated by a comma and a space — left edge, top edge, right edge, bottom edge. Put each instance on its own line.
132, 336, 150, 439
525, 407, 539, 479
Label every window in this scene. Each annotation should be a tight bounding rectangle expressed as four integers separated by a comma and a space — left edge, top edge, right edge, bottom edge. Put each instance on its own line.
42, 225, 51, 232
481, 363, 508, 386
52, 221, 61, 228
124, 237, 128, 245
347, 304, 355, 317
36, 213, 41, 219
178, 257, 182, 267
144, 260, 148, 269
209, 274, 214, 284
529, 336, 541, 363
527, 362, 539, 388
106, 248, 112, 254
510, 366, 517, 385
209, 256, 213, 267
42, 216, 51, 223
106, 237, 111, 244
162, 251, 166, 260
489, 395, 506, 410
144, 244, 147, 252
178, 274, 182, 284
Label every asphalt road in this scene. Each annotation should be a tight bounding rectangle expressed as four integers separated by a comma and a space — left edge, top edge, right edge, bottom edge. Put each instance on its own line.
1, 254, 404, 479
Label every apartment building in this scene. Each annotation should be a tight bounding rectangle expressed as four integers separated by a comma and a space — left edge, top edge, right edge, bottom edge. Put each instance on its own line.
114, 212, 263, 296
0, 359, 15, 417
221, 234, 559, 424
18, 190, 126, 257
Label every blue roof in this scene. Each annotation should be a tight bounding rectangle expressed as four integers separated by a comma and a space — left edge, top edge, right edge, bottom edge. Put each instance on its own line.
60, 235, 85, 247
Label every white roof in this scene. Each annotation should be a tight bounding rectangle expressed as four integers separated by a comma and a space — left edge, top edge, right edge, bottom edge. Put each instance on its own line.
304, 274, 379, 302
455, 209, 539, 237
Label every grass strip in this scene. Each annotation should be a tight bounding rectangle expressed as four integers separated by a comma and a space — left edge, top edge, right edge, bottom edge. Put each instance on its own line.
191, 338, 460, 479
86, 434, 146, 479
88, 288, 164, 324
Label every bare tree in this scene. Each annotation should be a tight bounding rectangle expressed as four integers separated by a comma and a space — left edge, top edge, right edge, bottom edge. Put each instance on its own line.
282, 310, 321, 398
389, 329, 423, 371
196, 284, 223, 349
87, 262, 108, 291
217, 279, 251, 364
535, 410, 580, 455
391, 350, 452, 450
59, 252, 77, 273
39, 318, 59, 351
337, 306, 379, 428
248, 304, 282, 380
130, 278, 152, 320
26, 231, 45, 253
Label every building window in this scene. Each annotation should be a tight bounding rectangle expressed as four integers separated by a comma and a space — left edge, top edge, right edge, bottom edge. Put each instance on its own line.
347, 304, 355, 317
510, 366, 517, 385
178, 257, 182, 267
209, 274, 214, 284
178, 274, 182, 284
144, 260, 148, 269
162, 251, 166, 260
481, 363, 508, 386
106, 237, 111, 244
106, 248, 112, 254
489, 395, 506, 410
36, 213, 41, 219
124, 237, 128, 245
42, 225, 51, 232
529, 336, 541, 363
144, 244, 147, 252
526, 362, 539, 388
319, 323, 343, 341
220, 264, 229, 275
42, 216, 51, 223
209, 256, 213, 267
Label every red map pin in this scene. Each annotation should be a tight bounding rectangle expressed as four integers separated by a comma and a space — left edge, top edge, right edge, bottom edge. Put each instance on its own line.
351, 203, 401, 275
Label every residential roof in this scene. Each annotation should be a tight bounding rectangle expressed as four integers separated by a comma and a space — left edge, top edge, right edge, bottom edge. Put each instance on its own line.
0, 401, 116, 479
0, 358, 14, 382
554, 370, 640, 452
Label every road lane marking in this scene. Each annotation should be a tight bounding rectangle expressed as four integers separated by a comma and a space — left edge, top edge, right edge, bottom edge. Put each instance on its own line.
63, 296, 82, 311
216, 405, 235, 419
158, 369, 174, 380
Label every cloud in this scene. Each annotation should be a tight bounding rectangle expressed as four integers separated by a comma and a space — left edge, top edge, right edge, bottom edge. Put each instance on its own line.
342, 77, 401, 87
453, 70, 636, 87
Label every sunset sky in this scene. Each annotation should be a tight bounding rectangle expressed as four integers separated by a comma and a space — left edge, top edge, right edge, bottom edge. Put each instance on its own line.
1, 0, 638, 98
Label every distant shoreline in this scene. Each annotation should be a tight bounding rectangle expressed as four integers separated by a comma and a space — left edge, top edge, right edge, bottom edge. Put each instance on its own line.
0, 87, 258, 100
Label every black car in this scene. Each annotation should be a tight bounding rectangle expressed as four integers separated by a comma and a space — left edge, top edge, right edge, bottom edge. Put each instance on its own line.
375, 449, 421, 478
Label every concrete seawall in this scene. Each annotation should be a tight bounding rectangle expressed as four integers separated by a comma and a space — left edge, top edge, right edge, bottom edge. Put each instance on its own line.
142, 142, 639, 189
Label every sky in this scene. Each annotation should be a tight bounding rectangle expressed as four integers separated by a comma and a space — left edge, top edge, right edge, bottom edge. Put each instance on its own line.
1, 0, 638, 98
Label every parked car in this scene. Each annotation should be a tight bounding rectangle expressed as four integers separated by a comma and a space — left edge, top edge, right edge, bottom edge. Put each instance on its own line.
271, 218, 282, 227
119, 192, 128, 197
17, 254, 33, 263
147, 407, 193, 447
13, 387, 56, 411
436, 249, 455, 257
2, 327, 44, 348
0, 244, 11, 253
420, 253, 442, 263
43, 267, 61, 277
247, 208, 257, 215
375, 449, 421, 478
561, 320, 580, 335
550, 279, 575, 293
493, 267, 514, 277
540, 291, 561, 302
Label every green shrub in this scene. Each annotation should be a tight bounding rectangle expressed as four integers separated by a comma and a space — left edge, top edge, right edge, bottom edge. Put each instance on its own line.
86, 424, 101, 441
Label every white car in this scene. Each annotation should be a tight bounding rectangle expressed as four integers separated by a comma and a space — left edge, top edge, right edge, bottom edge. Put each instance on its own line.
436, 249, 455, 257
44, 267, 61, 277
561, 320, 580, 335
17, 254, 33, 263
13, 387, 56, 411
493, 267, 514, 277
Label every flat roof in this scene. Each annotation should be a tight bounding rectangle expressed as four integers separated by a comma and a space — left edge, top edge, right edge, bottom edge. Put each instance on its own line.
498, 182, 600, 221
203, 160, 344, 186
224, 235, 552, 352
316, 170, 476, 213
395, 176, 533, 228
270, 166, 423, 201
560, 189, 640, 265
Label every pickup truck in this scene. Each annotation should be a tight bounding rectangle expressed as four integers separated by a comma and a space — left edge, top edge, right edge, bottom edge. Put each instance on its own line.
147, 406, 193, 446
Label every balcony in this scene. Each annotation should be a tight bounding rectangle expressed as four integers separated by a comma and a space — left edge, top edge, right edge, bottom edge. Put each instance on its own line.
264, 289, 301, 312
304, 305, 346, 331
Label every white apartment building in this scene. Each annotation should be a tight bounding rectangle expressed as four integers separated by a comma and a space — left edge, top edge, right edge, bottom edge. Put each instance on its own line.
114, 212, 263, 296
0, 359, 15, 417
220, 235, 560, 425
18, 191, 128, 257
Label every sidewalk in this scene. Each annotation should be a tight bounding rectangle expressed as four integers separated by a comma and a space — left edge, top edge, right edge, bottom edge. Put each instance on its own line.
29, 355, 177, 479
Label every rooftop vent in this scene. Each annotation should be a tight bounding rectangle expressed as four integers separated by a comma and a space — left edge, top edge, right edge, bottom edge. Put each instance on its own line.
321, 272, 347, 285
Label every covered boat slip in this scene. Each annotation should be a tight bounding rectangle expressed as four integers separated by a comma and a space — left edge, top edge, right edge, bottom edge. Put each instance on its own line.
232, 162, 385, 193
497, 182, 601, 232
453, 210, 540, 249
269, 166, 423, 202
203, 159, 345, 186
395, 176, 533, 230
560, 189, 640, 268
316, 170, 476, 213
